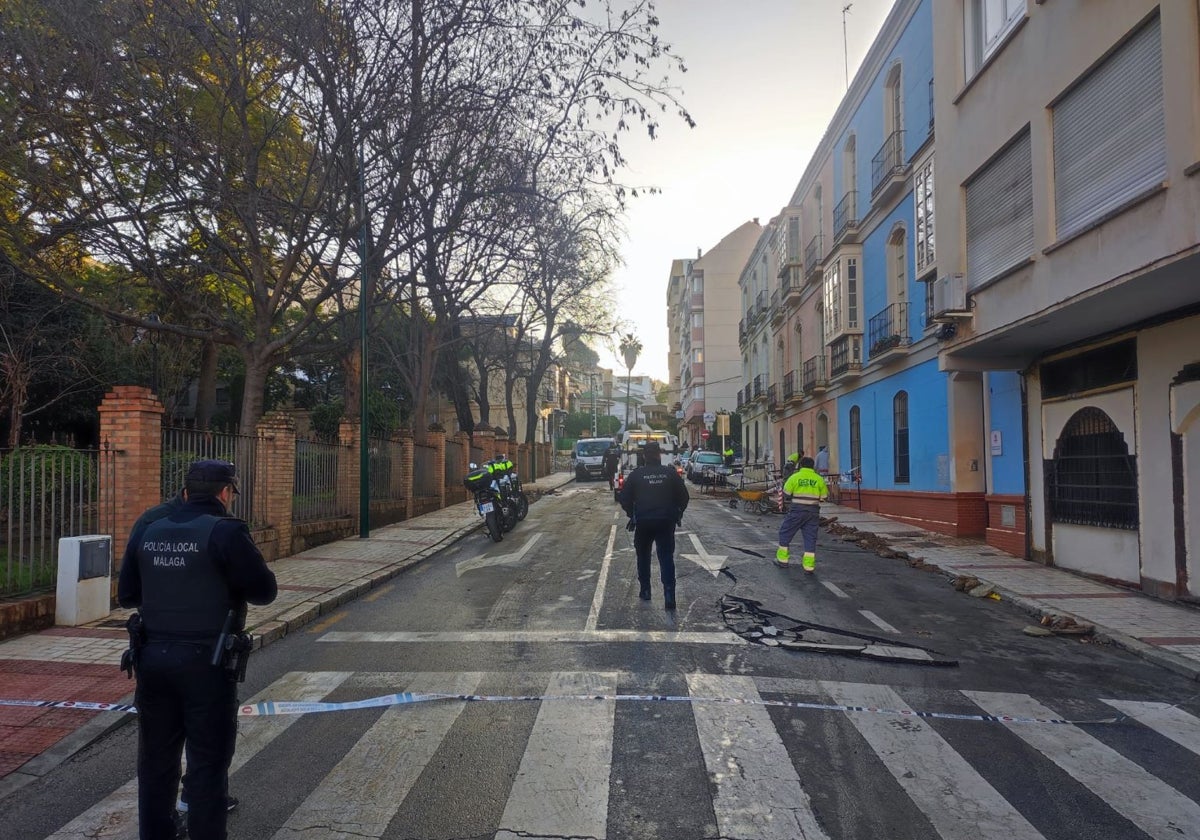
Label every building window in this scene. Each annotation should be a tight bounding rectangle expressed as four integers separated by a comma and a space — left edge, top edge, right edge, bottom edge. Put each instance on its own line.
693, 348, 704, 364
923, 277, 936, 325
965, 129, 1033, 290
846, 257, 859, 329
823, 260, 842, 338
692, 311, 703, 329
1045, 407, 1138, 530
914, 157, 935, 277
849, 406, 861, 476
1053, 15, 1164, 240
893, 391, 910, 483
888, 227, 907, 304
965, 0, 1023, 75
796, 422, 805, 456
884, 63, 903, 137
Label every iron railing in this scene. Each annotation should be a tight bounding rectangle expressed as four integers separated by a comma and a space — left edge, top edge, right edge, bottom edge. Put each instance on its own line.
163, 426, 262, 524
805, 234, 824, 278
834, 191, 858, 241
868, 301, 911, 357
803, 355, 828, 393
871, 130, 906, 196
830, 335, 862, 378
412, 443, 440, 497
368, 437, 399, 502
293, 436, 344, 522
766, 384, 779, 410
752, 374, 765, 399
1, 445, 116, 597
444, 438, 465, 489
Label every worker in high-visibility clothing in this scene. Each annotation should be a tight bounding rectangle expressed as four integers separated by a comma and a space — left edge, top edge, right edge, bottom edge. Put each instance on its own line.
775, 456, 828, 573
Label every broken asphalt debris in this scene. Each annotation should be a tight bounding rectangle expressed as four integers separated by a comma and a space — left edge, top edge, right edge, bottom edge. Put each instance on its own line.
718, 594, 957, 667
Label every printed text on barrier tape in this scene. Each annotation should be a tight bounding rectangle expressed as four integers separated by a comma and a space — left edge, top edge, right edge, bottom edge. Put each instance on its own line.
0, 693, 1116, 726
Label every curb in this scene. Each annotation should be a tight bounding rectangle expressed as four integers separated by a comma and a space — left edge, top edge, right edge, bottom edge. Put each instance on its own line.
0, 477, 573, 803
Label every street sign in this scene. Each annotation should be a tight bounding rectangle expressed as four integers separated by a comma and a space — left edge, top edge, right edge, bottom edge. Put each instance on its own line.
701, 430, 710, 439
702, 411, 715, 424
715, 413, 729, 436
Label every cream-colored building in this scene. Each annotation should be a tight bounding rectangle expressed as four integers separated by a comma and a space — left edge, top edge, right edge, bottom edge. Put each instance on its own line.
932, 0, 1200, 599
668, 220, 763, 448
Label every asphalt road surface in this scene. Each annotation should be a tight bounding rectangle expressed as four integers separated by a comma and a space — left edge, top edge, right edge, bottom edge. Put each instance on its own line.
5, 480, 1200, 839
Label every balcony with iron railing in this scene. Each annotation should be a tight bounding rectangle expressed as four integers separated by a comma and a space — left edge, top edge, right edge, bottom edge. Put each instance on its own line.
833, 191, 859, 244
766, 384, 779, 411
736, 389, 744, 410
804, 234, 824, 282
867, 301, 911, 364
754, 290, 767, 321
770, 289, 784, 325
752, 374, 766, 399
743, 384, 752, 407
829, 335, 862, 380
871, 130, 907, 203
738, 318, 746, 346
783, 369, 799, 402
802, 355, 828, 395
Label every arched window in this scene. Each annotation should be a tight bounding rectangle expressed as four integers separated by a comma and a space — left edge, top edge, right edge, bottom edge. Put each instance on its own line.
894, 391, 910, 483
884, 63, 903, 137
843, 135, 857, 196
849, 406, 861, 476
796, 422, 805, 457
779, 429, 786, 466
1048, 407, 1138, 529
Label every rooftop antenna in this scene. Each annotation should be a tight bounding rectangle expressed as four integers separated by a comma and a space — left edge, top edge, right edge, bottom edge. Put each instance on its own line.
842, 3, 853, 90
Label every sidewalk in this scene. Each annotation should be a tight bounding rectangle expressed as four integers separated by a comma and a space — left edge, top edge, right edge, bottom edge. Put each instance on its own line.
821, 504, 1200, 681
0, 472, 576, 800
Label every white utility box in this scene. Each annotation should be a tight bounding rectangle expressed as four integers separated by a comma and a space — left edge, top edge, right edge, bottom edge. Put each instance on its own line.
55, 535, 113, 626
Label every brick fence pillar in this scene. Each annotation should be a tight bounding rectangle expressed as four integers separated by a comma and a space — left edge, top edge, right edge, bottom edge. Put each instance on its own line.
393, 429, 414, 520
257, 412, 296, 559
453, 431, 470, 502
337, 420, 361, 526
493, 430, 510, 464
427, 427, 447, 510
99, 386, 164, 575
475, 428, 496, 464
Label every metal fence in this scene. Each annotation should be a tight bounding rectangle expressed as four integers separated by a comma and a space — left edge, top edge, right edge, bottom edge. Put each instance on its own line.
412, 443, 440, 497
293, 437, 344, 522
444, 439, 465, 489
368, 437, 400, 502
163, 426, 263, 524
470, 445, 485, 467
1, 445, 116, 597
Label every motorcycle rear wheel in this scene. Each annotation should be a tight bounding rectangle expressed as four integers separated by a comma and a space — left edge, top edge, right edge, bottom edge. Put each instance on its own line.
484, 510, 503, 542
515, 492, 529, 521
501, 501, 518, 532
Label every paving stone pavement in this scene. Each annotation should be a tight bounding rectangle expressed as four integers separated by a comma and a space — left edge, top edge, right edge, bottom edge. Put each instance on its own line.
0, 472, 575, 799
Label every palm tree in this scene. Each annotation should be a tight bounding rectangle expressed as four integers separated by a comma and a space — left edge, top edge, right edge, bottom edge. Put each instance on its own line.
619, 332, 642, 432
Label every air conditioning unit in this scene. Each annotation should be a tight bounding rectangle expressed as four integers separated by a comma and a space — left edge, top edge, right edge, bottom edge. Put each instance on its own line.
932, 273, 971, 320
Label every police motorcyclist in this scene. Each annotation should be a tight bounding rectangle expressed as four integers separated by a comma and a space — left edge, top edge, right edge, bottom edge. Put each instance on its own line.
618, 441, 689, 610
117, 460, 277, 840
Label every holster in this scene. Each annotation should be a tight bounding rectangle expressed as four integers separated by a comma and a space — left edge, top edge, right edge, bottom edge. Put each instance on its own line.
120, 613, 146, 679
215, 631, 254, 683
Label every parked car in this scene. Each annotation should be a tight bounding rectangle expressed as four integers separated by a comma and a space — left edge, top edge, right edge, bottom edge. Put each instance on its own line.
687, 451, 726, 484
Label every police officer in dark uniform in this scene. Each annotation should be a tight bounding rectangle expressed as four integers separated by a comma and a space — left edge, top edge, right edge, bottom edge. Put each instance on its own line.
618, 441, 689, 610
117, 460, 277, 840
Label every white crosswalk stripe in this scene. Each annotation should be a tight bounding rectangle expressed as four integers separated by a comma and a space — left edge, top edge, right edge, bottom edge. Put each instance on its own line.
966, 690, 1200, 840
37, 673, 1200, 840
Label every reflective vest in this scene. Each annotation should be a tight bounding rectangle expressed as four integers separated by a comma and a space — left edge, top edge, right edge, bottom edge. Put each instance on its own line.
137, 514, 232, 641
783, 467, 828, 506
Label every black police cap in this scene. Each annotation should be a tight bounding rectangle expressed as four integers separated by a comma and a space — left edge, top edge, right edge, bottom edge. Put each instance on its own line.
186, 459, 239, 489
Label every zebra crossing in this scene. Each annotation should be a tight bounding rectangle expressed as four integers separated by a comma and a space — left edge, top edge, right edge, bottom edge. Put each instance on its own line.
39, 671, 1200, 840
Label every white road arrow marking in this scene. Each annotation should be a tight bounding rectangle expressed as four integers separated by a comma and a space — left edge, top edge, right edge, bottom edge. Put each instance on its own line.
455, 533, 543, 576
679, 533, 727, 577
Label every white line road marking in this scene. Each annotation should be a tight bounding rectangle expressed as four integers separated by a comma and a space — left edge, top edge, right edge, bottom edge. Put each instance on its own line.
495, 672, 618, 840
273, 672, 483, 840
967, 691, 1200, 840
455, 533, 542, 576
585, 525, 618, 631
319, 630, 745, 645
823, 682, 1046, 840
47, 671, 353, 840
678, 533, 727, 577
859, 610, 900, 634
1101, 699, 1200, 756
688, 673, 831, 840
821, 581, 850, 599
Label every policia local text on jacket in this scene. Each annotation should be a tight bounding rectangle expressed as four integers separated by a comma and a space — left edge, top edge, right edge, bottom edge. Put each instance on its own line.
776, 458, 829, 573
117, 460, 277, 840
618, 443, 689, 609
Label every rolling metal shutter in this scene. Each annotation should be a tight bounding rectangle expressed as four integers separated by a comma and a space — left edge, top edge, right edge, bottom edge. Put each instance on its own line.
1053, 15, 1165, 239
965, 130, 1033, 290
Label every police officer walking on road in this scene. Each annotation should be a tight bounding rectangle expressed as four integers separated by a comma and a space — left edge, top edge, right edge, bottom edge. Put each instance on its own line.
118, 460, 277, 840
619, 441, 689, 610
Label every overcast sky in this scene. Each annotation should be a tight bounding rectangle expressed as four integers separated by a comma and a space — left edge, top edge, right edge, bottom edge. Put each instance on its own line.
592, 0, 895, 381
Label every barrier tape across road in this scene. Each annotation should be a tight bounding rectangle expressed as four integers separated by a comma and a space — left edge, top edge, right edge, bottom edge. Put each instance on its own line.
0, 692, 1115, 726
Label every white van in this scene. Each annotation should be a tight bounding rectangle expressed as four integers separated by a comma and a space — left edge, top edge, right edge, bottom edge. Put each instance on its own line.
572, 437, 617, 481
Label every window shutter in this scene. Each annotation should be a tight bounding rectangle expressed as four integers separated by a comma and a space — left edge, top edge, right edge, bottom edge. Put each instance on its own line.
965, 130, 1033, 290
1053, 16, 1165, 239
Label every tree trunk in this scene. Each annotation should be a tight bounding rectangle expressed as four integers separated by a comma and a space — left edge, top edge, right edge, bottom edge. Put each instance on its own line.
195, 340, 219, 429
238, 352, 272, 433
341, 341, 362, 420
